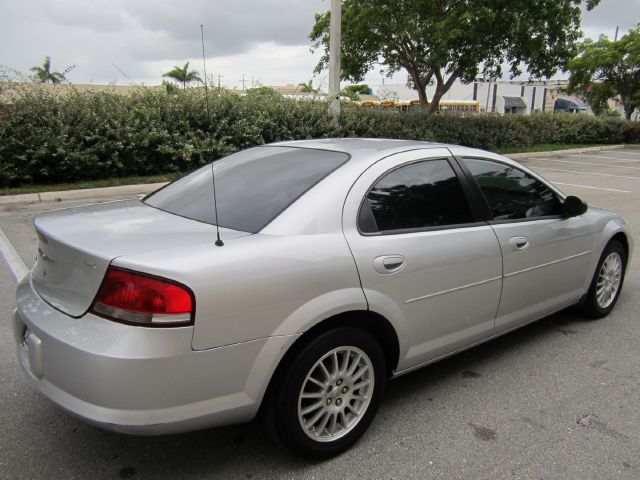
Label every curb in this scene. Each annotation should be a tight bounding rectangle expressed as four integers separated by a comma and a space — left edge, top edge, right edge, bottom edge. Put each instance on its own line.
0, 144, 635, 206
0, 182, 168, 206
506, 144, 626, 160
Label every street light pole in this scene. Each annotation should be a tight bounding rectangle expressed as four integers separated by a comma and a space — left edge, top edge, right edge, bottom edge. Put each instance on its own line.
328, 0, 342, 121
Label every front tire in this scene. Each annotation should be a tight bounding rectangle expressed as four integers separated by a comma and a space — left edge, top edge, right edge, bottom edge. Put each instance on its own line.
264, 327, 386, 459
578, 240, 627, 319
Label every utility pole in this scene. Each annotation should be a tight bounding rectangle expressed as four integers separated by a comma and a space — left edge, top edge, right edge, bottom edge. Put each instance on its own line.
328, 0, 342, 121
614, 26, 619, 41
240, 74, 246, 90
216, 74, 222, 89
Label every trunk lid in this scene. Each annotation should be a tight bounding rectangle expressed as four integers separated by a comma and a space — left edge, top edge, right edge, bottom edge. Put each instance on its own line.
31, 199, 248, 317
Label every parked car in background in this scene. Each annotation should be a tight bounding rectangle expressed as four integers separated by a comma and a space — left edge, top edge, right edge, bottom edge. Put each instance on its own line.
554, 97, 588, 114
13, 139, 631, 458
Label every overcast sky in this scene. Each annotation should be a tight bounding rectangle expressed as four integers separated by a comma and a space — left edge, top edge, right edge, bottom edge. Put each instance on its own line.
2, 0, 638, 89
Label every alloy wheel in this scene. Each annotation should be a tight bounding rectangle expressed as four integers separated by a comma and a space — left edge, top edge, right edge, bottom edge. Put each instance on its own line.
596, 251, 623, 309
297, 346, 374, 442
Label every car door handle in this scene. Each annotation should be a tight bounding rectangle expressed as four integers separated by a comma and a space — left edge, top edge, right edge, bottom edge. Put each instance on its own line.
509, 236, 529, 251
373, 255, 406, 274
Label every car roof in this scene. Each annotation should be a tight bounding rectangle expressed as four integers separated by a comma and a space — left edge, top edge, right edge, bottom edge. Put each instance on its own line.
268, 138, 536, 176
270, 138, 544, 172
270, 138, 449, 158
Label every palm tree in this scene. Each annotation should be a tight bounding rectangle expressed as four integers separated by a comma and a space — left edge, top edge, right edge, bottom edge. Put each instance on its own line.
30, 56, 69, 84
162, 62, 202, 89
297, 80, 316, 93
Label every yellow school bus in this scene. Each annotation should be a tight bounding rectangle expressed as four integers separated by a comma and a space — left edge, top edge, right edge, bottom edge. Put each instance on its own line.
409, 99, 480, 112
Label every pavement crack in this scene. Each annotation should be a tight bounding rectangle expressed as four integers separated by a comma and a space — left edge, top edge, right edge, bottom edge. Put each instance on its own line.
577, 414, 630, 442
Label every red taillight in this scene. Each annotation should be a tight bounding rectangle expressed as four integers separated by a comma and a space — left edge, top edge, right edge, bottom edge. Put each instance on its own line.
91, 267, 194, 326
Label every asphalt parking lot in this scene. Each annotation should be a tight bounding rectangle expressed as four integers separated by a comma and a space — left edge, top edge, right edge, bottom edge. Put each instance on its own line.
0, 148, 638, 480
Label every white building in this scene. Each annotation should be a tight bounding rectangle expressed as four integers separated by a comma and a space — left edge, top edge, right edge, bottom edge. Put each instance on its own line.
372, 79, 590, 115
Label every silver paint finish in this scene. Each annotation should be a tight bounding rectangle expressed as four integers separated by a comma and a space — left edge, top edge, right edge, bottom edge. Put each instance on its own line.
490, 217, 594, 329
112, 233, 367, 350
13, 139, 633, 435
32, 199, 248, 317
503, 251, 591, 278
404, 276, 503, 304
15, 277, 298, 433
342, 148, 503, 370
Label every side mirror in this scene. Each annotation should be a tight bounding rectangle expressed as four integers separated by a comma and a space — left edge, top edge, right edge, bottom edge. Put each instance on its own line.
563, 195, 588, 217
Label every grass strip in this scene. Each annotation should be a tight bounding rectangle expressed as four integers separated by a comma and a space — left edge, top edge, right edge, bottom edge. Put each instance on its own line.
0, 173, 181, 196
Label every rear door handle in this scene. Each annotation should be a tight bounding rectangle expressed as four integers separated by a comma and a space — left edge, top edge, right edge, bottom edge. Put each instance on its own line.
373, 255, 405, 274
509, 236, 529, 251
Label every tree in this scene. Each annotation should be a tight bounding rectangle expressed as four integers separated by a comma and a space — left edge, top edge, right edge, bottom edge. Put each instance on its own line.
245, 86, 282, 98
162, 62, 202, 89
341, 83, 371, 99
162, 79, 180, 94
578, 82, 615, 116
297, 79, 317, 92
568, 26, 640, 120
30, 56, 75, 84
310, 0, 599, 113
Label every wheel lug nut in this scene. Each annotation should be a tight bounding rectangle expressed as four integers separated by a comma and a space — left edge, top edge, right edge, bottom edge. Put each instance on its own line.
342, 386, 348, 394
326, 398, 332, 405
336, 379, 343, 386
335, 398, 342, 406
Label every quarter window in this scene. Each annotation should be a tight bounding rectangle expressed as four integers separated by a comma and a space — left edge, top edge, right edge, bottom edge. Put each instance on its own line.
360, 159, 474, 233
463, 158, 561, 220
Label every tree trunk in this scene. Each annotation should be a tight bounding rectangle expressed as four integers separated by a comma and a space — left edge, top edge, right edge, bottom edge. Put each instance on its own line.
408, 69, 429, 111
622, 98, 633, 120
428, 88, 444, 114
416, 85, 429, 111
429, 70, 459, 114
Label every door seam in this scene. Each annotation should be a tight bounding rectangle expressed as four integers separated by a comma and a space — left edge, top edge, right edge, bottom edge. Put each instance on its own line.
487, 224, 505, 324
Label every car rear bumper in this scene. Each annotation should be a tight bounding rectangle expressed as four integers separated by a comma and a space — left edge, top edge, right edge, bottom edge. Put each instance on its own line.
13, 277, 296, 435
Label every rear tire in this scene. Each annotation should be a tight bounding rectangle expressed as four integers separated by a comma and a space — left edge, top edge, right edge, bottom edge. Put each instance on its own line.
577, 240, 626, 319
264, 327, 386, 459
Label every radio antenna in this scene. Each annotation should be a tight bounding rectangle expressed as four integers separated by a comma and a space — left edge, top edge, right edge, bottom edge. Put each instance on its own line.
201, 24, 223, 247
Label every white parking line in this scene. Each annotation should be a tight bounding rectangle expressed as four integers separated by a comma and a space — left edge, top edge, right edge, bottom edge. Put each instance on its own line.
530, 158, 640, 170
0, 227, 29, 282
601, 150, 640, 156
552, 182, 631, 193
568, 154, 640, 163
536, 167, 640, 180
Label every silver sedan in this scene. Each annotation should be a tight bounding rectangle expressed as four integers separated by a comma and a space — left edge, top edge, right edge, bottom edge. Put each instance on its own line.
13, 139, 632, 458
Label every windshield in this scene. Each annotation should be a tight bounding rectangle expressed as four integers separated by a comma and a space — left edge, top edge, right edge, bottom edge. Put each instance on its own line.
144, 146, 349, 233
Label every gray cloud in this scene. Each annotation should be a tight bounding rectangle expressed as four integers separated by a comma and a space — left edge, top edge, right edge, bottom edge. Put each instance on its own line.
1, 0, 635, 85
124, 0, 323, 56
36, 0, 128, 34
582, 0, 640, 38
1, 0, 326, 77
1, 0, 327, 83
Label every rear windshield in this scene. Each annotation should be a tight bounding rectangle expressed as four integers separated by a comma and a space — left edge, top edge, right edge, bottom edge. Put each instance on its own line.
144, 146, 349, 233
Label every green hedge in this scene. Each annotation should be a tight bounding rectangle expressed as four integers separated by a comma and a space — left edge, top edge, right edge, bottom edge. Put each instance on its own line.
0, 85, 636, 187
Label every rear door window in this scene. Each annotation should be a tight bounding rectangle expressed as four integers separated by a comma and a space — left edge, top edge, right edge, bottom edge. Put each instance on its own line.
359, 159, 474, 233
145, 147, 349, 233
